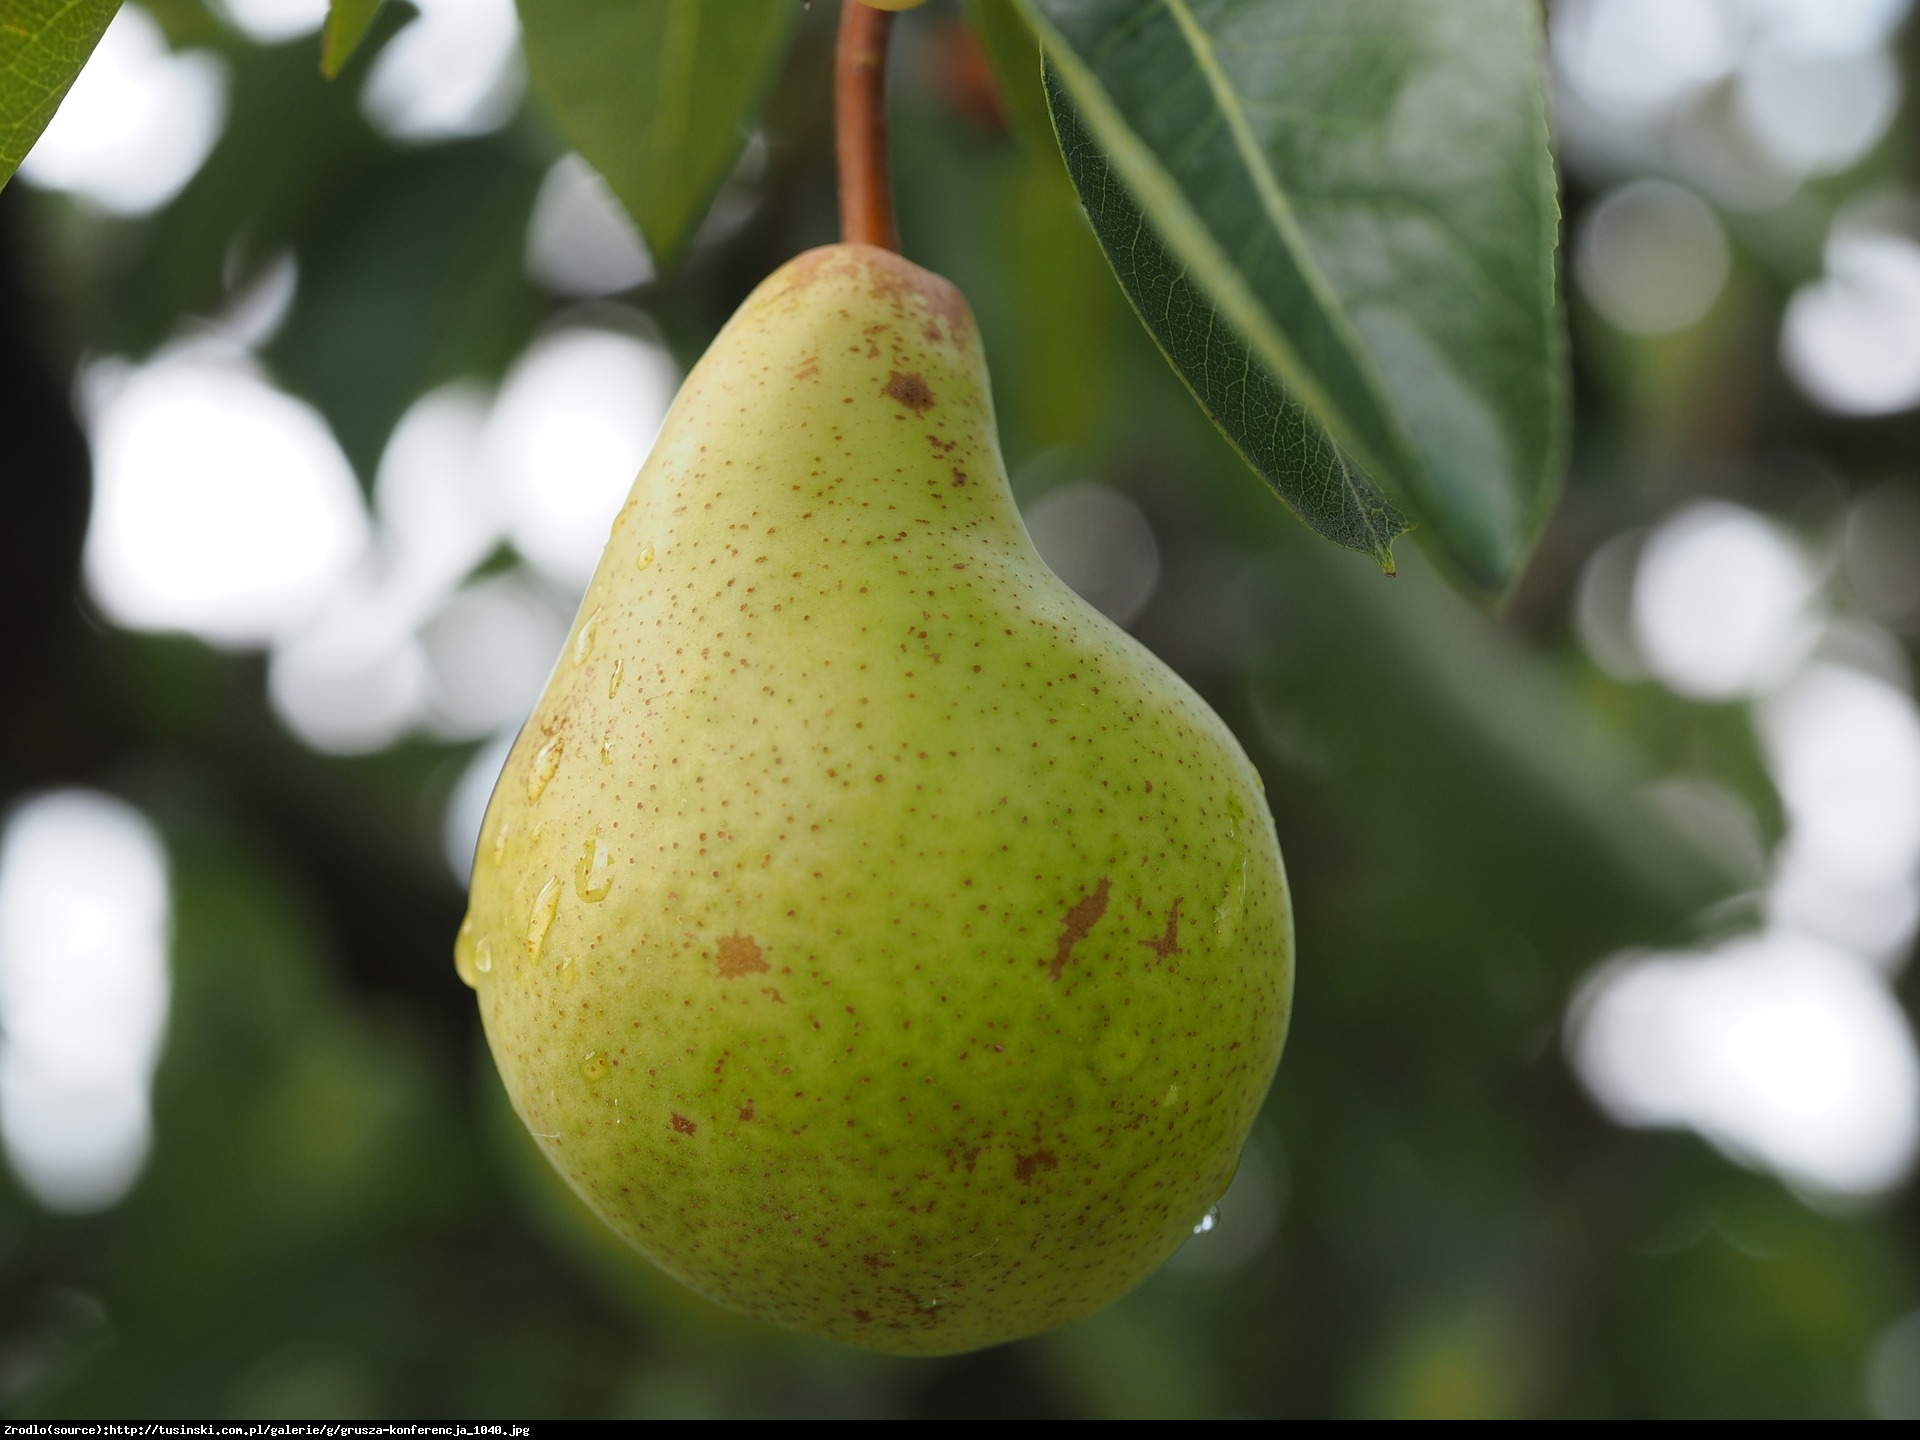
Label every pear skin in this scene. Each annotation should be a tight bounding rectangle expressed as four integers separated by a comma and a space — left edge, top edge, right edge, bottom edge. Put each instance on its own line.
459, 243, 1293, 1355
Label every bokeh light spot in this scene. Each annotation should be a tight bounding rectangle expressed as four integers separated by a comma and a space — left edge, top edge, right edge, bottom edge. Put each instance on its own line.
1630, 501, 1818, 700
0, 792, 171, 1213
486, 328, 678, 593
1783, 229, 1920, 416
1569, 932, 1920, 1200
360, 0, 524, 143
1021, 482, 1162, 629
82, 348, 370, 648
1577, 180, 1730, 335
17, 5, 226, 217
525, 154, 655, 299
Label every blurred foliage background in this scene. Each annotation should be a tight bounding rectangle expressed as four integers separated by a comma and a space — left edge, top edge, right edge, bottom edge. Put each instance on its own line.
5, 0, 1920, 1419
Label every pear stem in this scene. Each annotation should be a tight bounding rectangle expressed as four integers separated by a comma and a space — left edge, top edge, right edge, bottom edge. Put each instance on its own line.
836, 2, 899, 251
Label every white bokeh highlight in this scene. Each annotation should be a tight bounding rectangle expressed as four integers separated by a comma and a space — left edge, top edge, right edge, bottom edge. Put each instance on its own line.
443, 729, 517, 881
1576, 180, 1731, 334
1757, 664, 1920, 963
17, 5, 226, 217
1551, 0, 1911, 210
1783, 229, 1920, 417
525, 154, 655, 299
1630, 501, 1819, 701
486, 328, 679, 592
0, 792, 171, 1213
1020, 482, 1162, 629
1574, 495, 1920, 1202
211, 0, 327, 44
1554, 0, 1741, 122
419, 572, 570, 741
82, 347, 371, 648
268, 384, 505, 753
1736, 47, 1901, 178
360, 0, 524, 143
1570, 933, 1919, 1200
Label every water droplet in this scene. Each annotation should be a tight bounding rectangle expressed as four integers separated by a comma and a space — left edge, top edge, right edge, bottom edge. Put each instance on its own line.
636, 542, 655, 571
1161, 1083, 1180, 1107
527, 734, 564, 803
572, 607, 603, 667
575, 833, 614, 902
474, 936, 493, 975
559, 955, 579, 989
526, 875, 562, 958
1192, 1206, 1218, 1236
608, 659, 625, 699
454, 915, 478, 989
492, 820, 510, 865
581, 1050, 608, 1081
598, 738, 615, 766
530, 819, 547, 844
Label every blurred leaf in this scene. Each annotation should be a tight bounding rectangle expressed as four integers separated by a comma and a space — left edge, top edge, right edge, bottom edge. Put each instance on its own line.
269, 139, 546, 479
1018, 0, 1567, 599
1261, 543, 1742, 951
81, 14, 406, 357
321, 0, 384, 78
964, 0, 1057, 172
0, 0, 122, 187
516, 0, 799, 271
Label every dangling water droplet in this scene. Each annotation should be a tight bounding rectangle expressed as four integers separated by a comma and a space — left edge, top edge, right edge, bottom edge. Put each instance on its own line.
526, 876, 562, 958
453, 915, 478, 989
1191, 1206, 1218, 1236
575, 833, 614, 902
572, 607, 603, 667
527, 734, 564, 803
581, 1050, 609, 1081
608, 659, 625, 699
492, 820, 510, 865
636, 542, 655, 571
474, 936, 493, 975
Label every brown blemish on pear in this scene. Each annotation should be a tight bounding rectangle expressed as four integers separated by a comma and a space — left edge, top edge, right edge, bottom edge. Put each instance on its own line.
1141, 898, 1183, 959
1045, 877, 1111, 981
884, 370, 935, 413
715, 934, 769, 977
1013, 1150, 1059, 1184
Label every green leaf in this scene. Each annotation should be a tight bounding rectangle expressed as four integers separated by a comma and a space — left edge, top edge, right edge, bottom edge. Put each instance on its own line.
321, 0, 383, 78
1019, 0, 1567, 599
1048, 67, 1406, 568
0, 0, 122, 189
516, 0, 799, 273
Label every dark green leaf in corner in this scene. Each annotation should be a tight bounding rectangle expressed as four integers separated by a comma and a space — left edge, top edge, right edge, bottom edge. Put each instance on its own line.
322, 0, 384, 78
0, 0, 122, 189
1019, 0, 1567, 600
516, 0, 799, 273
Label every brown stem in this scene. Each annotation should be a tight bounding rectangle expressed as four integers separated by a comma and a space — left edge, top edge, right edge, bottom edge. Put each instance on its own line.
836, 2, 898, 251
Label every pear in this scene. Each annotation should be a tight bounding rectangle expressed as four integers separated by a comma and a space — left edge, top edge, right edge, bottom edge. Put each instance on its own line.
457, 243, 1292, 1355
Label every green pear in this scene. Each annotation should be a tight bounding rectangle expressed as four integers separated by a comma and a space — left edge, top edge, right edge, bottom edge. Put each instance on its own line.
457, 243, 1292, 1355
